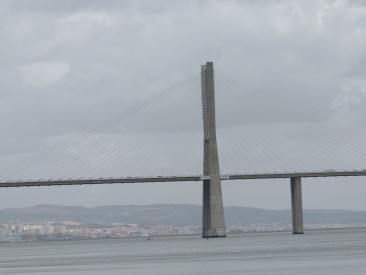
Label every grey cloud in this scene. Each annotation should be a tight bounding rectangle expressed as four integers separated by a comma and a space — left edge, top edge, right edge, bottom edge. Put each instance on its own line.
0, 0, 366, 210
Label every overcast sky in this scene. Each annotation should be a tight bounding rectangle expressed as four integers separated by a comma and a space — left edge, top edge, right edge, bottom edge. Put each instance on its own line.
1, 0, 366, 211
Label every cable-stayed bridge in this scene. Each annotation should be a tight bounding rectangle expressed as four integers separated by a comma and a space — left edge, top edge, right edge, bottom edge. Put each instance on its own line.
1, 62, 366, 238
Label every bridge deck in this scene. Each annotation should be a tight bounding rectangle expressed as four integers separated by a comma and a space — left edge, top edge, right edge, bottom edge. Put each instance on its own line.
0, 171, 365, 188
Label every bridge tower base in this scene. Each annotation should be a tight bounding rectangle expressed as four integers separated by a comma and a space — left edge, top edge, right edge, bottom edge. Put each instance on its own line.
201, 62, 226, 238
291, 177, 304, 234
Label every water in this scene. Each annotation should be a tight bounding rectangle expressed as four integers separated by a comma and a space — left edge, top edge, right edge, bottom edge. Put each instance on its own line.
1, 229, 366, 274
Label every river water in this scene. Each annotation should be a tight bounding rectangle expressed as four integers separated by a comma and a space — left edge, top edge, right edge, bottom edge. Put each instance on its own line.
0, 229, 366, 274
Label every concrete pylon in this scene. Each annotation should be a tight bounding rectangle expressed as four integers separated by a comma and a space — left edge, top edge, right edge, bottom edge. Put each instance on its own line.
201, 62, 226, 238
291, 177, 304, 234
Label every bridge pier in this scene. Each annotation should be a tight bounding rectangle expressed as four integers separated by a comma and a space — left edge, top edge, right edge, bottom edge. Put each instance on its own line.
201, 62, 226, 238
290, 177, 304, 234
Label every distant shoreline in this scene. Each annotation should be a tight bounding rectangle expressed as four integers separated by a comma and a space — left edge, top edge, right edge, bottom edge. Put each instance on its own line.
2, 226, 365, 244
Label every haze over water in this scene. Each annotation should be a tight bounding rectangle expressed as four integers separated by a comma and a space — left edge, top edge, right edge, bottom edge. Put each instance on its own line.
0, 229, 365, 274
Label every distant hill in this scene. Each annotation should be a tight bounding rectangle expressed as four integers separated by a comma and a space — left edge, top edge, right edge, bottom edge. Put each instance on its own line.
0, 204, 366, 226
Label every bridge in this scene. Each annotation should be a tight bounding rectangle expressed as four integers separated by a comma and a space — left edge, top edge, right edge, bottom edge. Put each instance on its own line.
1, 62, 365, 237
2, 170, 366, 188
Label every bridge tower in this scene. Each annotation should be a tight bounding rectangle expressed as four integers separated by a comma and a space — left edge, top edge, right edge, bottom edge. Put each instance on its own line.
201, 62, 226, 238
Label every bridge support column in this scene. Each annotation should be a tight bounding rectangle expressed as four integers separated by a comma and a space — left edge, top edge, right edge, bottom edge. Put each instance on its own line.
201, 62, 226, 238
290, 177, 304, 234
